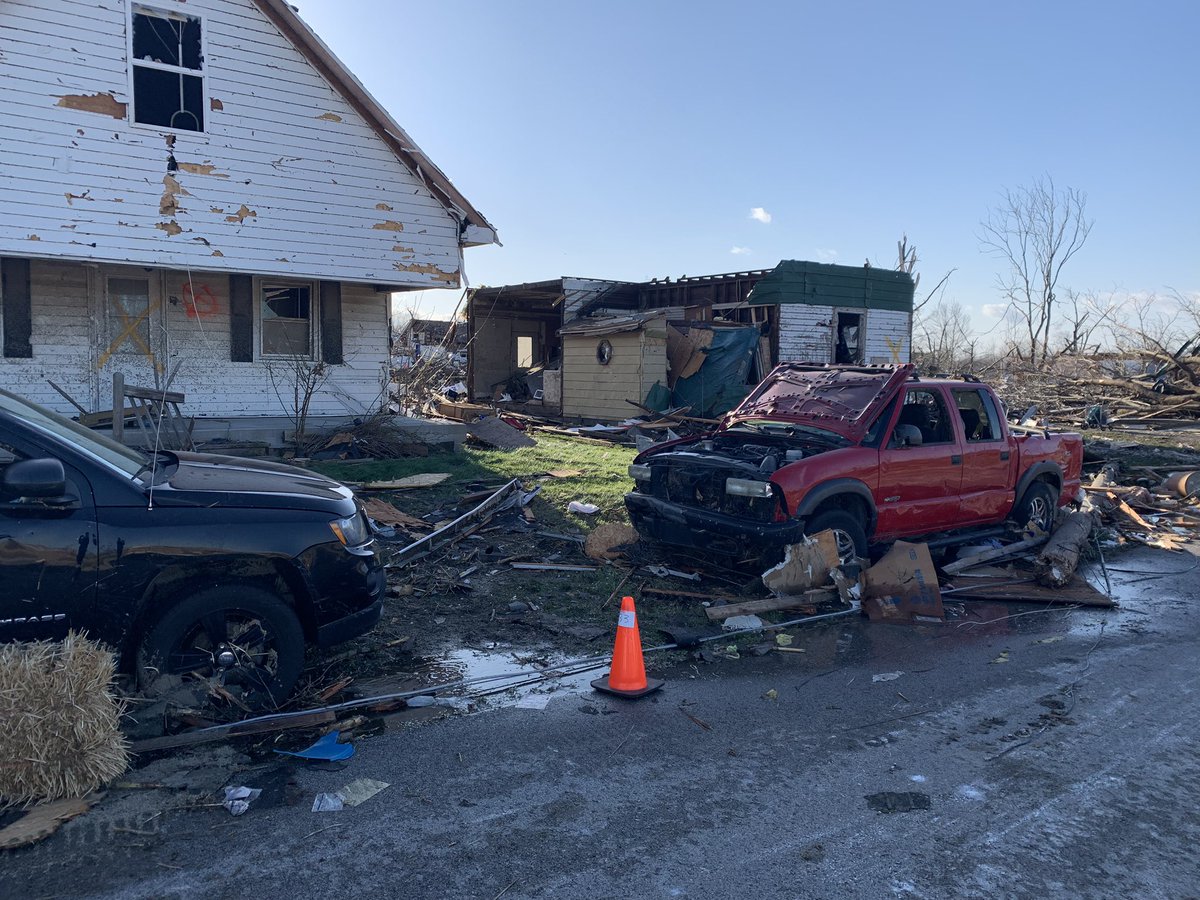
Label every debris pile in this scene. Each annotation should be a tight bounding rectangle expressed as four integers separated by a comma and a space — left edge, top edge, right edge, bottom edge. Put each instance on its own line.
300, 411, 435, 460
995, 354, 1200, 432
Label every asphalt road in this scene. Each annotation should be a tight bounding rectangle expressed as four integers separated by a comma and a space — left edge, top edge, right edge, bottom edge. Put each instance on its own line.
5, 546, 1199, 899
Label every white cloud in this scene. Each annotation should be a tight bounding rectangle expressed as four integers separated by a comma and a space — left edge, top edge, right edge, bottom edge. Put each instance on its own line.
981, 303, 1009, 319
815, 248, 839, 262
749, 207, 772, 224
730, 246, 752, 255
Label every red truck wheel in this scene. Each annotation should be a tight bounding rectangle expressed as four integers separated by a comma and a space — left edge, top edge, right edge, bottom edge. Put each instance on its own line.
1013, 482, 1058, 532
805, 509, 868, 563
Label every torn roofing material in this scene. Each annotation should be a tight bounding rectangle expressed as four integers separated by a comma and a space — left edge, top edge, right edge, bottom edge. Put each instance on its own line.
252, 0, 497, 245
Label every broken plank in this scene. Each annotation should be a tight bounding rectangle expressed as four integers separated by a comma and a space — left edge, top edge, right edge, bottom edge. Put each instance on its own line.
509, 562, 598, 572
360, 473, 451, 490
1106, 491, 1154, 530
390, 479, 522, 568
704, 589, 837, 621
941, 534, 1048, 575
130, 709, 338, 753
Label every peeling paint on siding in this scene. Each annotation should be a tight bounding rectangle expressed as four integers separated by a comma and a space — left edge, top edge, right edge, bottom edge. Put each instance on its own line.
177, 162, 229, 178
210, 98, 224, 110
391, 244, 415, 254
159, 175, 191, 216
64, 191, 92, 205
391, 261, 457, 283
55, 92, 126, 118
375, 203, 393, 211
225, 204, 257, 223
316, 112, 342, 122
157, 221, 183, 236
373, 220, 405, 232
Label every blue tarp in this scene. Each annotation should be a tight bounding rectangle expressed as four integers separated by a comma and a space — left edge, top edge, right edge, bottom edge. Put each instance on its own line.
671, 326, 759, 417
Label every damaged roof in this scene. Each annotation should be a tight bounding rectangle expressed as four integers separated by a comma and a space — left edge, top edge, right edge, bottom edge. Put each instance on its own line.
558, 312, 665, 337
746, 261, 914, 311
253, 0, 497, 245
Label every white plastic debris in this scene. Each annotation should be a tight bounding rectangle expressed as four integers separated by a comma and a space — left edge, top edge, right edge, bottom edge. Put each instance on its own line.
872, 671, 903, 683
721, 615, 765, 631
338, 778, 390, 808
568, 501, 600, 515
222, 786, 262, 816
312, 793, 344, 812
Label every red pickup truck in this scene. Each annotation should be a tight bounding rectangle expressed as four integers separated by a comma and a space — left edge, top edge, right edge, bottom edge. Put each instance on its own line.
625, 363, 1083, 563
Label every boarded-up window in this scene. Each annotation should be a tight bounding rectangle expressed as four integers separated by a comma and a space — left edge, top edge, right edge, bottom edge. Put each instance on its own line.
261, 283, 313, 357
106, 277, 152, 357
131, 5, 205, 132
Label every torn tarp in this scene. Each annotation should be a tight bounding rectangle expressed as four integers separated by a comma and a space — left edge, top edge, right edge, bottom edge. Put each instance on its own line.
670, 324, 760, 417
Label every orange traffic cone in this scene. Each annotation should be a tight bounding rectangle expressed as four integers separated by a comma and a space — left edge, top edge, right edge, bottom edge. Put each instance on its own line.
592, 596, 664, 698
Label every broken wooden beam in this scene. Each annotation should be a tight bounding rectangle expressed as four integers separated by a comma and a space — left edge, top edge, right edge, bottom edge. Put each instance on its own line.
941, 534, 1049, 575
704, 589, 837, 621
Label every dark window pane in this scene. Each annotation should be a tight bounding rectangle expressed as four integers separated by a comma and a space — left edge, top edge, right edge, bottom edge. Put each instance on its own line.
263, 286, 311, 321
133, 67, 204, 131
262, 319, 311, 356
132, 10, 201, 70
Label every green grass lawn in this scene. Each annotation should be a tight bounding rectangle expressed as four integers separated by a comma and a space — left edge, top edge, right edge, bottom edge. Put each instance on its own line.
309, 433, 638, 530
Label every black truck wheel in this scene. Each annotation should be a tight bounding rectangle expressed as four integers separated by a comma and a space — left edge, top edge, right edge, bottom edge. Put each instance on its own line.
804, 509, 868, 563
137, 585, 305, 709
1013, 481, 1058, 532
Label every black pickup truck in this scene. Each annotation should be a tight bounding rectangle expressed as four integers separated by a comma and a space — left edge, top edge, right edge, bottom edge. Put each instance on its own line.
0, 388, 384, 707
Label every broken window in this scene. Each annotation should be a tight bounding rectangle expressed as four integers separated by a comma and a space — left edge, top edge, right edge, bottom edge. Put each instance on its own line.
131, 5, 205, 132
834, 312, 863, 364
261, 283, 315, 358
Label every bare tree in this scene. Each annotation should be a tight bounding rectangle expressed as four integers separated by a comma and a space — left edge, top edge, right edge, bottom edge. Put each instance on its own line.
912, 298, 976, 374
896, 234, 955, 317
1059, 288, 1118, 354
980, 177, 1093, 364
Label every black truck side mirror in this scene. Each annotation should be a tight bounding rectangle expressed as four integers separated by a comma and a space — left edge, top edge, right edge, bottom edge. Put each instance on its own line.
2, 458, 67, 498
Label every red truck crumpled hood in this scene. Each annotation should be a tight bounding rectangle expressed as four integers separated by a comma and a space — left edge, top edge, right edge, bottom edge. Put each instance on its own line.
724, 364, 913, 442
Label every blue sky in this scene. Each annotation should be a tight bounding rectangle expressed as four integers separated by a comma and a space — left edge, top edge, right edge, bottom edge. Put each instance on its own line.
296, 0, 1199, 331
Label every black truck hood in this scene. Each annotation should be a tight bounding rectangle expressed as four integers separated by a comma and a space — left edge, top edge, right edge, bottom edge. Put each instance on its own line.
144, 451, 357, 514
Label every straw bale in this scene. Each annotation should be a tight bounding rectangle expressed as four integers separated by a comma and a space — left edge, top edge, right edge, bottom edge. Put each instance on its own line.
0, 633, 128, 807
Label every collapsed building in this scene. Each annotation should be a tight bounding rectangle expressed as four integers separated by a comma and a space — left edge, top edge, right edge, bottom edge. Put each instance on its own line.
466, 261, 916, 421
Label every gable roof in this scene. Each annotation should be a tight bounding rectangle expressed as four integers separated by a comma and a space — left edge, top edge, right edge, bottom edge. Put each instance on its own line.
253, 0, 497, 246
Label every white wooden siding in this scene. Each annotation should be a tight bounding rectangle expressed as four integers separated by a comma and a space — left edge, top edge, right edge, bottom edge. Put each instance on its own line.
778, 305, 834, 363
1, 259, 387, 418
864, 309, 911, 363
777, 305, 911, 364
0, 0, 463, 287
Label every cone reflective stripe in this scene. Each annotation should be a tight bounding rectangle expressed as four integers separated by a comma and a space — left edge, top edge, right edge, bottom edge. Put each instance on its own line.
592, 596, 664, 698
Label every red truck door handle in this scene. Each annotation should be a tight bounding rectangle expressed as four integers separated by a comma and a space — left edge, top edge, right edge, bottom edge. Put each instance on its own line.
951, 455, 962, 465
999, 451, 1010, 461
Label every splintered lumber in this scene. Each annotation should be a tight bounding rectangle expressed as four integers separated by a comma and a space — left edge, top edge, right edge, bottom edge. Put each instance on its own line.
1106, 491, 1153, 530
704, 589, 837, 621
1036, 511, 1098, 587
948, 576, 1114, 608
941, 534, 1048, 575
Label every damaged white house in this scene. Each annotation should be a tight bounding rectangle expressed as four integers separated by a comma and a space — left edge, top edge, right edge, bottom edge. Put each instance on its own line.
466, 262, 915, 421
0, 0, 495, 439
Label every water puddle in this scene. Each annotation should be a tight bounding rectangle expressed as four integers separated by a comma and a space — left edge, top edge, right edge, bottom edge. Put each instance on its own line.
351, 645, 604, 721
